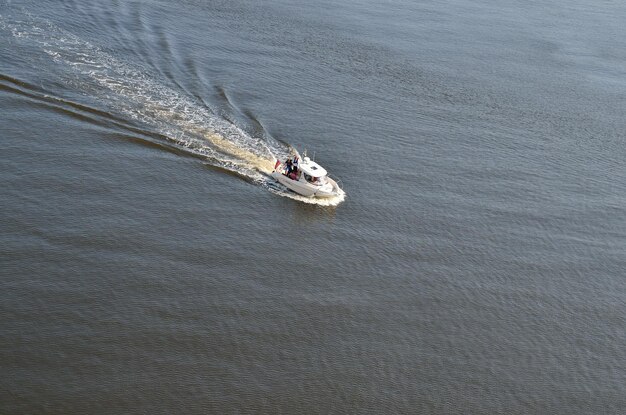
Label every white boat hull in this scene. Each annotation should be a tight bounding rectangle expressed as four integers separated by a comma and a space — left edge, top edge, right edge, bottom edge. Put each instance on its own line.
271, 172, 344, 198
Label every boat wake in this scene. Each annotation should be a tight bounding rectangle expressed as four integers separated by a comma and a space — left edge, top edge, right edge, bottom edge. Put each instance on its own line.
0, 10, 345, 206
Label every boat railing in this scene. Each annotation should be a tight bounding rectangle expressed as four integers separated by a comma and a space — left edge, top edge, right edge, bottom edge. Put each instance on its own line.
328, 174, 343, 190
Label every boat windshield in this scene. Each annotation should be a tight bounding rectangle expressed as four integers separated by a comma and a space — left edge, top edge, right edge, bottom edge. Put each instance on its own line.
304, 173, 327, 185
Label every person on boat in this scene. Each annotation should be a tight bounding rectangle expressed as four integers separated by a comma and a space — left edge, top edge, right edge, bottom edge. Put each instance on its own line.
284, 158, 293, 176
289, 164, 298, 180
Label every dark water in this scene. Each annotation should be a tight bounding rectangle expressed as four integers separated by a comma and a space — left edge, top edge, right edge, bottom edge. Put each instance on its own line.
2, 0, 625, 413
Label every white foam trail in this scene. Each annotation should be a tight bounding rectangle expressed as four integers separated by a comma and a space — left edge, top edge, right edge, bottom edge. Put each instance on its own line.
1, 11, 344, 205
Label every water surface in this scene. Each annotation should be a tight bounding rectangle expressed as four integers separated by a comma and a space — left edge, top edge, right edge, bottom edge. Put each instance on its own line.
1, 0, 625, 413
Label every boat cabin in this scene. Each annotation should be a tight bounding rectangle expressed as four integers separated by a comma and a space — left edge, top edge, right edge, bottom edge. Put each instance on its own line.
299, 157, 328, 184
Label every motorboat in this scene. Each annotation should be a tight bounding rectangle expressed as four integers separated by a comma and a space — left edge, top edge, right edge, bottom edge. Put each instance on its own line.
271, 154, 345, 198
